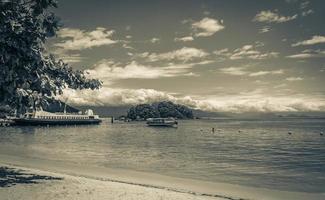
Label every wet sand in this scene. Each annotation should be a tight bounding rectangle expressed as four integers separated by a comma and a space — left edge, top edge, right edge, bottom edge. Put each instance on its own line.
0, 154, 324, 200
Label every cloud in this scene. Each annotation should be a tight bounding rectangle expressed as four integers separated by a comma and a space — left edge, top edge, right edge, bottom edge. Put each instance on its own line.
122, 43, 135, 50
249, 69, 284, 76
231, 45, 279, 60
286, 77, 304, 81
86, 60, 200, 83
219, 66, 284, 77
51, 47, 86, 64
259, 26, 271, 33
253, 10, 297, 23
214, 44, 279, 60
150, 37, 160, 43
285, 0, 298, 3
219, 67, 248, 76
137, 47, 209, 62
59, 53, 84, 63
174, 36, 194, 42
302, 9, 314, 17
286, 53, 314, 59
55, 27, 117, 50
292, 36, 325, 46
191, 17, 225, 37
286, 49, 325, 58
60, 87, 325, 112
299, 1, 314, 17
86, 59, 213, 85
300, 1, 310, 9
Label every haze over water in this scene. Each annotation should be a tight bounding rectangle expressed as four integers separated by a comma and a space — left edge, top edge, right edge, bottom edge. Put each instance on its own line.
0, 118, 325, 193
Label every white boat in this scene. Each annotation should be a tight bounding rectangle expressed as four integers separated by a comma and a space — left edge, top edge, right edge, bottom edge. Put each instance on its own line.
13, 109, 102, 126
146, 118, 178, 127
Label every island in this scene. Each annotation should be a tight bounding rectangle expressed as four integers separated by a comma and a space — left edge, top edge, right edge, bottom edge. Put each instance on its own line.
125, 101, 194, 120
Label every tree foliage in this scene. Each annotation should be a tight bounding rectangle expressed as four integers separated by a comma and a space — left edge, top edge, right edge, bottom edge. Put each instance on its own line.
126, 101, 194, 120
0, 0, 101, 114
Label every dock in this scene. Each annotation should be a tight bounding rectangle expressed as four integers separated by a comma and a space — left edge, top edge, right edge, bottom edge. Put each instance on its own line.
0, 119, 14, 127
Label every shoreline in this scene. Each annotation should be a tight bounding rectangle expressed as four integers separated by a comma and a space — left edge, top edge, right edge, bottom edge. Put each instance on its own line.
0, 164, 224, 200
1, 154, 324, 200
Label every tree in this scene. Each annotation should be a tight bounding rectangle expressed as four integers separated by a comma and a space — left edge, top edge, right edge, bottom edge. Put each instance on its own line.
126, 101, 194, 120
127, 104, 159, 120
0, 0, 101, 115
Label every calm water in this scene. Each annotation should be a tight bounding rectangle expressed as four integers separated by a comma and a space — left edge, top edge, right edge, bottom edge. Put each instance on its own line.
0, 118, 325, 193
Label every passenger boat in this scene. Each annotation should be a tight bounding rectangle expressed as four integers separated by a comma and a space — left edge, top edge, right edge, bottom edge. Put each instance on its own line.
146, 118, 178, 127
13, 109, 102, 126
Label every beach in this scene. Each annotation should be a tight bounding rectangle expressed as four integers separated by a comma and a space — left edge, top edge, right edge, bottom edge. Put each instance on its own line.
1, 154, 324, 200
0, 164, 221, 200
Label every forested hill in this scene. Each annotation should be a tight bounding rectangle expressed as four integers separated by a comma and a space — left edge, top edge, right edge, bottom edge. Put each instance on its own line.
126, 101, 194, 120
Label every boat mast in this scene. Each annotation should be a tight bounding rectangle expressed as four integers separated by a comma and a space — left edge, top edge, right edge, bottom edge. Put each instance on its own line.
63, 96, 69, 114
64, 103, 67, 114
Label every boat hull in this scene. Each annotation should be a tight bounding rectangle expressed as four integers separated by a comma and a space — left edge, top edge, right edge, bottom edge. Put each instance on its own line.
13, 118, 102, 126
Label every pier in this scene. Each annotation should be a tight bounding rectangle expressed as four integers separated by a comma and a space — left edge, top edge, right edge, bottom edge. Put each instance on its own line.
0, 119, 13, 127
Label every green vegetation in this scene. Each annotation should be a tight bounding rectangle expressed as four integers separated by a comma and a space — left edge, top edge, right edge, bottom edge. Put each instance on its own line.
0, 0, 101, 115
126, 101, 194, 120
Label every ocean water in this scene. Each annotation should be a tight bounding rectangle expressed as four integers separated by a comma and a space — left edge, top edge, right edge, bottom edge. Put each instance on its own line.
0, 118, 324, 193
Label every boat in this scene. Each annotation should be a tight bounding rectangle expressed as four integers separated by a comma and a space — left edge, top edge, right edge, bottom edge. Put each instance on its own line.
13, 109, 102, 126
146, 117, 178, 127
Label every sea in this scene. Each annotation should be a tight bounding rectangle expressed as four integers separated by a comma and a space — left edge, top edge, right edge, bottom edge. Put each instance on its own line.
0, 118, 324, 193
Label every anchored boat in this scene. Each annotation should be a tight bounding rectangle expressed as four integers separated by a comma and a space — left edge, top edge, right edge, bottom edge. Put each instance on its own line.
146, 118, 178, 127
13, 109, 102, 126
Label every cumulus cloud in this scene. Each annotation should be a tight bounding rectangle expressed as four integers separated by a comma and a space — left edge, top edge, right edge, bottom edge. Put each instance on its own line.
292, 36, 325, 46
55, 27, 117, 50
137, 47, 209, 62
286, 77, 304, 81
174, 36, 194, 42
253, 10, 297, 23
60, 87, 325, 112
286, 49, 325, 58
214, 44, 279, 60
86, 59, 212, 85
87, 60, 201, 85
191, 17, 225, 37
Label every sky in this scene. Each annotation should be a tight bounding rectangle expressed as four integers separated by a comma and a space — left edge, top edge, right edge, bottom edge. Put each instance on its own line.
47, 0, 325, 112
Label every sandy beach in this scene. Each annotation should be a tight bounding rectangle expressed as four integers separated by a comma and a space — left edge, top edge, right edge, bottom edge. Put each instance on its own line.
1, 154, 324, 200
0, 164, 224, 200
